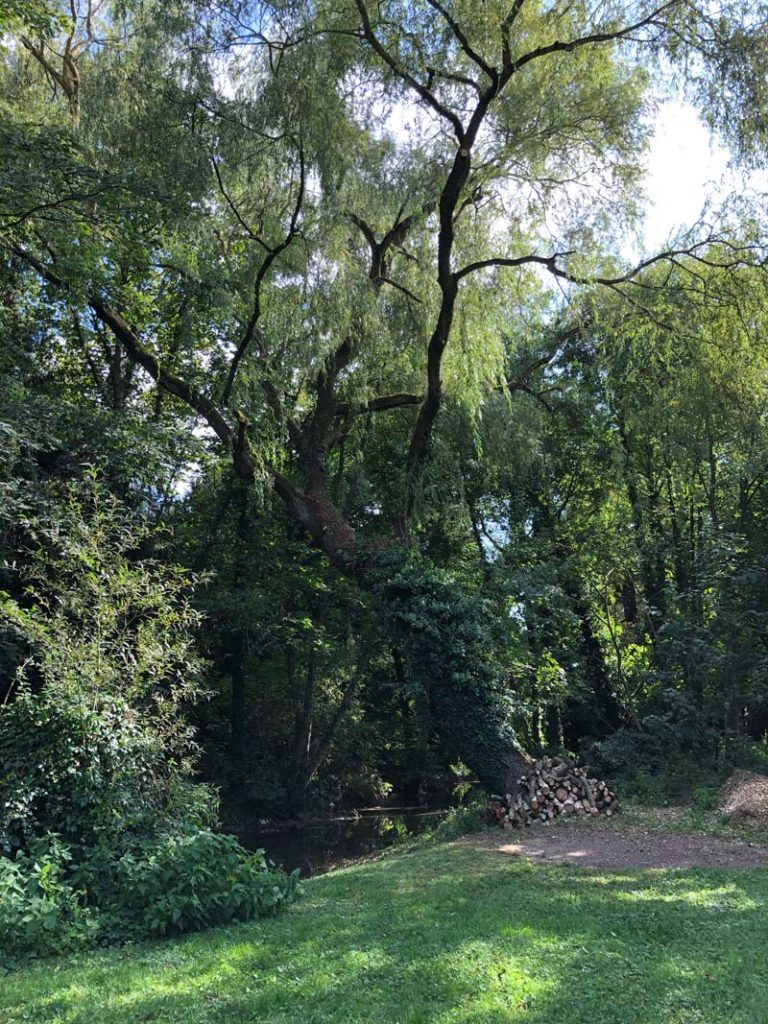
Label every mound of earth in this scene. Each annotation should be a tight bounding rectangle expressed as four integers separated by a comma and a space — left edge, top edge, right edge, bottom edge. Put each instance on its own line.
720, 769, 768, 826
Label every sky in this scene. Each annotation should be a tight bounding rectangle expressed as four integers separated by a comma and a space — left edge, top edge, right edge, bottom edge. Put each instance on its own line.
383, 93, 766, 264
638, 100, 767, 256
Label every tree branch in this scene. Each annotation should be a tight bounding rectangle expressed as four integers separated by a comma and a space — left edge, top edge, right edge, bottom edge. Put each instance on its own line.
348, 201, 433, 295
455, 251, 574, 281
335, 393, 424, 417
379, 275, 423, 304
501, 0, 527, 66
10, 243, 255, 476
353, 0, 466, 142
211, 156, 271, 253
508, 2, 679, 75
456, 239, 762, 288
424, 0, 497, 82
221, 145, 305, 404
306, 664, 365, 782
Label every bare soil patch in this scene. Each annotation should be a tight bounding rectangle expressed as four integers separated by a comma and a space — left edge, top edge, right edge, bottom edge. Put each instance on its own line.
465, 820, 768, 870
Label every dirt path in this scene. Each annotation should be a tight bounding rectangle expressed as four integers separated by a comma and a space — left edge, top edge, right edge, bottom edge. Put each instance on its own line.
464, 820, 768, 870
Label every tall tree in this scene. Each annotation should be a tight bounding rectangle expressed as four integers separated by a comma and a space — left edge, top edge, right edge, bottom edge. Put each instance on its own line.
2, 0, 768, 783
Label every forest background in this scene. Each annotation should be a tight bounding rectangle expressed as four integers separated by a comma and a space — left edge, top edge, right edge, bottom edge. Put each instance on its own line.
3, 0, 768, 833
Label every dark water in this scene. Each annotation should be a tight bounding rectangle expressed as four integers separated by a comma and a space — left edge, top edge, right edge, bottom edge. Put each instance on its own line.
234, 807, 446, 877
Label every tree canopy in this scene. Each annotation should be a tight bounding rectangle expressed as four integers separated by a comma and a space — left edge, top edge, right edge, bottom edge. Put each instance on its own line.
2, 0, 768, 810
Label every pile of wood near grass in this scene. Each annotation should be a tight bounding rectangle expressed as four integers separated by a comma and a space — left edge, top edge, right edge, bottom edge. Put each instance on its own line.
489, 756, 619, 828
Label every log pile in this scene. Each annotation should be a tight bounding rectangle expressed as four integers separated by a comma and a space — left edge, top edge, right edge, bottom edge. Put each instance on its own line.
489, 756, 619, 828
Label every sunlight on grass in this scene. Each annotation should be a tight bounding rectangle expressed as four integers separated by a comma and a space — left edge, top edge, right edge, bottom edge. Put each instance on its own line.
2, 843, 768, 1024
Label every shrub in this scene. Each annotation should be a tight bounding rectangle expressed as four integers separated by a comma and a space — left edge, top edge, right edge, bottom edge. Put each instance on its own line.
0, 838, 95, 959
0, 689, 212, 854
582, 688, 722, 798
0, 477, 299, 958
692, 786, 720, 812
76, 830, 300, 940
0, 830, 300, 959
431, 799, 488, 841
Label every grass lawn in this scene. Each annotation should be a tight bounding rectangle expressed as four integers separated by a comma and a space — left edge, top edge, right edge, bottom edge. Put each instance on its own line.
2, 837, 768, 1024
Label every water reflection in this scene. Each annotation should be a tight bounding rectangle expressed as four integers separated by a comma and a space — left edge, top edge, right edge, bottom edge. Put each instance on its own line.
235, 808, 446, 877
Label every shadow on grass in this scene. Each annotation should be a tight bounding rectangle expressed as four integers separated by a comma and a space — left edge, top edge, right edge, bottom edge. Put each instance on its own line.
3, 845, 768, 1024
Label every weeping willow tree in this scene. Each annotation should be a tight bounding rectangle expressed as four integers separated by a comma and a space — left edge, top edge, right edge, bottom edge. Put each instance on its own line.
2, 0, 768, 783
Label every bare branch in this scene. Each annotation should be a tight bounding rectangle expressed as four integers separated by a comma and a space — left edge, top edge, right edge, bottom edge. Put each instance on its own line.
455, 251, 574, 281
427, 66, 482, 95
379, 275, 423, 304
0, 187, 116, 232
349, 211, 377, 252
348, 201, 433, 294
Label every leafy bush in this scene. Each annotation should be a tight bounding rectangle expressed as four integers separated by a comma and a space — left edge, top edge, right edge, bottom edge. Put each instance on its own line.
692, 786, 720, 812
582, 688, 721, 798
0, 830, 300, 959
431, 799, 488, 841
0, 477, 299, 958
78, 831, 300, 940
0, 838, 95, 959
0, 689, 214, 854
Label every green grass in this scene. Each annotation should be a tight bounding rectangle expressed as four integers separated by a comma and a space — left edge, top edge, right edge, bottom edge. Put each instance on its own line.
3, 839, 768, 1024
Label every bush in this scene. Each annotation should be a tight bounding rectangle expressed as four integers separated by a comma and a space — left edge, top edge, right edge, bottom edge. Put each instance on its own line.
582, 688, 722, 799
92, 831, 300, 939
692, 786, 720, 812
0, 830, 300, 959
0, 690, 214, 854
0, 838, 95, 959
0, 478, 299, 959
431, 799, 488, 841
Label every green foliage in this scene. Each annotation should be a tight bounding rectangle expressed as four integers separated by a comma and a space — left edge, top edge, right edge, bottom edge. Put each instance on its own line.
372, 548, 521, 790
429, 798, 488, 841
0, 0, 66, 35
1, 0, 768, 829
0, 477, 298, 956
0, 473, 210, 851
0, 829, 300, 959
0, 837, 95, 960
83, 831, 300, 940
0, 690, 204, 854
583, 689, 719, 788
692, 786, 721, 813
1, 471, 206, 712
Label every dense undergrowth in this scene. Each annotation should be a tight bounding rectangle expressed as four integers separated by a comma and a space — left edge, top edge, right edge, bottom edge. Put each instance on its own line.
0, 480, 298, 960
0, 829, 300, 962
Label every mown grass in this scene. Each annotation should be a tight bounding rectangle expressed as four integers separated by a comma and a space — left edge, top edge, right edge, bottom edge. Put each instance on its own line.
2, 838, 768, 1024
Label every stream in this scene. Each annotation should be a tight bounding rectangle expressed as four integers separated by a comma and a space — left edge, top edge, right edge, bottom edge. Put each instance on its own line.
234, 806, 447, 876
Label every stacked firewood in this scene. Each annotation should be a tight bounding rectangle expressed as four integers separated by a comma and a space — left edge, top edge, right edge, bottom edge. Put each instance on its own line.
489, 756, 619, 828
